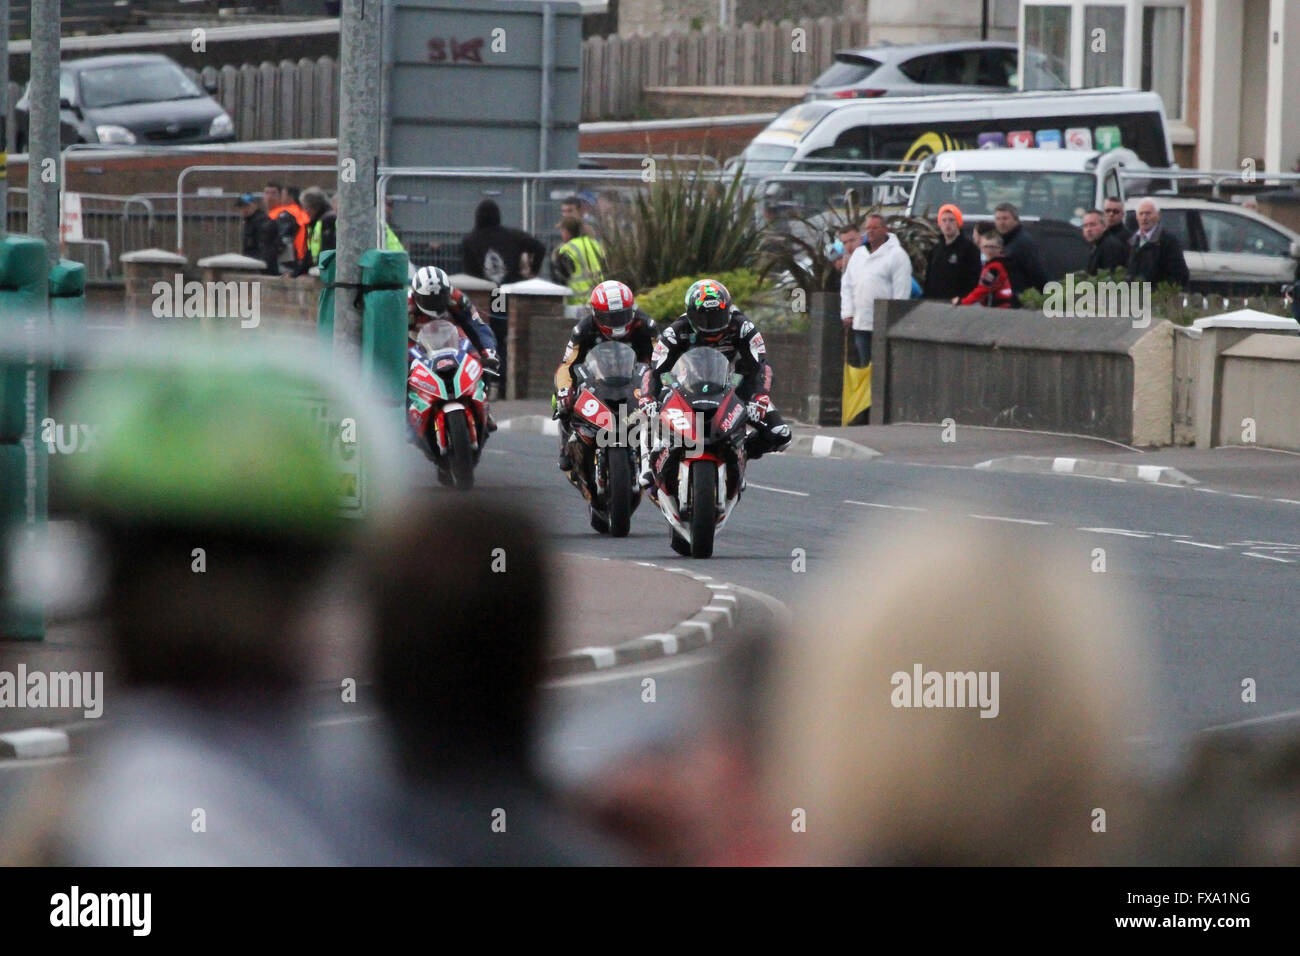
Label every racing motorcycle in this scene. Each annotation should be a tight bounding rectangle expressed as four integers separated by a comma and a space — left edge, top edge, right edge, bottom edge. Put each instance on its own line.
407, 319, 490, 491
562, 341, 647, 537
643, 347, 748, 559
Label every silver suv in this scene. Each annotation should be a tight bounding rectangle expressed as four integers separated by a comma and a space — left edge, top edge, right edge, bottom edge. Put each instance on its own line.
805, 41, 1069, 101
1124, 196, 1300, 295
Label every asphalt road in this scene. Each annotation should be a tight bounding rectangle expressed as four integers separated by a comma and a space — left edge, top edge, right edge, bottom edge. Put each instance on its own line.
407, 426, 1300, 785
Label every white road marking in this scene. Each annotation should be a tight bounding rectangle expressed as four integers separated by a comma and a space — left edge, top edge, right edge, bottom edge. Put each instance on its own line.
1229, 493, 1263, 500
542, 419, 560, 436
1243, 552, 1294, 564
1050, 457, 1077, 473
748, 482, 809, 497
311, 714, 379, 728
1273, 498, 1300, 505
1078, 527, 1154, 538
1175, 540, 1225, 550
644, 633, 679, 654
967, 514, 1051, 526
844, 500, 928, 512
1202, 707, 1300, 733
1193, 487, 1223, 494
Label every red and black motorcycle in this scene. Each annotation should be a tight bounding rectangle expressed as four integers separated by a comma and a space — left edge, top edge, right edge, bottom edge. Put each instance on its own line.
643, 347, 748, 559
563, 341, 647, 537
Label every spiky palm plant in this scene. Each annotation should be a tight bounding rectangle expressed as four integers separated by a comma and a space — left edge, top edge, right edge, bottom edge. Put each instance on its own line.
597, 161, 767, 293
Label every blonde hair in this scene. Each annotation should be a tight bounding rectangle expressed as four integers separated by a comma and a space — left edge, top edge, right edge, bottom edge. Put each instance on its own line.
764, 518, 1150, 865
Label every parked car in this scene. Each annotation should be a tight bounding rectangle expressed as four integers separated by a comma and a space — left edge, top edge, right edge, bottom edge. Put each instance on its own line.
1124, 196, 1300, 295
14, 53, 236, 151
804, 41, 1069, 102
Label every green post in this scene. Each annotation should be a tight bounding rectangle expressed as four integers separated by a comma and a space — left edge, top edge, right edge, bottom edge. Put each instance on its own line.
316, 249, 336, 350
359, 248, 409, 405
49, 259, 86, 370
0, 235, 51, 639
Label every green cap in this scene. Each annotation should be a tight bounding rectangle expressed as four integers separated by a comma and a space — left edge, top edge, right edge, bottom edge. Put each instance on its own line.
63, 365, 346, 541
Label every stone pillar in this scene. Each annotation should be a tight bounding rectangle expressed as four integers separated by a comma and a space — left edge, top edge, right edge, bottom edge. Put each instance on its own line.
1266, 0, 1300, 172
1193, 311, 1300, 448
499, 278, 571, 400
807, 291, 844, 426
119, 248, 189, 326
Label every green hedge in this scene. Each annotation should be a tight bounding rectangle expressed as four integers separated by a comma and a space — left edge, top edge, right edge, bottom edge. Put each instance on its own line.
636, 269, 766, 325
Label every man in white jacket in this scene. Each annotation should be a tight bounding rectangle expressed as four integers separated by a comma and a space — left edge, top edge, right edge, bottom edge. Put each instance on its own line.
840, 214, 914, 366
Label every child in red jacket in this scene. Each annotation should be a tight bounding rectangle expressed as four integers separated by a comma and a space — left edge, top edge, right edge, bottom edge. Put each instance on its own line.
954, 230, 1016, 308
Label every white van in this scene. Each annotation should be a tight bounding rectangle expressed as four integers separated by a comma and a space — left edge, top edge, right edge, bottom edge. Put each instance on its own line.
737, 87, 1174, 176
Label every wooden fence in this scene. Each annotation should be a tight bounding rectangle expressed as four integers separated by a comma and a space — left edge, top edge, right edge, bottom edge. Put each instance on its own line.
581, 15, 871, 121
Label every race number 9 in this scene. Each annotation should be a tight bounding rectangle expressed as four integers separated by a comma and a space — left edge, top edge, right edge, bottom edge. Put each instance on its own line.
581, 398, 600, 417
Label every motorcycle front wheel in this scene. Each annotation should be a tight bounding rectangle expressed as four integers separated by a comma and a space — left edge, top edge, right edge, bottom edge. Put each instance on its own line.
444, 411, 475, 491
607, 447, 633, 538
689, 460, 717, 559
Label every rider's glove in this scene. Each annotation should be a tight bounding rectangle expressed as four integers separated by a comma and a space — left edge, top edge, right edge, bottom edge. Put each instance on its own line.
481, 349, 501, 379
554, 387, 572, 419
747, 394, 773, 423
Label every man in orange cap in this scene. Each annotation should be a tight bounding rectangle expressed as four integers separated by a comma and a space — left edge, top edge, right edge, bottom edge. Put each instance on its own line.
923, 204, 981, 302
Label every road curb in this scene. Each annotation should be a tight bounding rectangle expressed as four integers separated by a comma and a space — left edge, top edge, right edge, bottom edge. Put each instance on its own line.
785, 433, 880, 460
545, 565, 755, 678
497, 415, 560, 436
974, 455, 1199, 486
0, 727, 71, 759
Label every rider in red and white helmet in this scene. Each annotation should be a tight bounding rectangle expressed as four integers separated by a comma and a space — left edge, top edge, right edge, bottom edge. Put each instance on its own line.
552, 279, 657, 471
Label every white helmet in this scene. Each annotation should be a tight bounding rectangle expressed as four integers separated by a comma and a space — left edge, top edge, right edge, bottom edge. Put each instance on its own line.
411, 265, 452, 316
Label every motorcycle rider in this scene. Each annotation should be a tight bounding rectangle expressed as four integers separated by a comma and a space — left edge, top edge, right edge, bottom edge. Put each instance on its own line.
640, 278, 791, 485
553, 279, 657, 472
409, 265, 500, 432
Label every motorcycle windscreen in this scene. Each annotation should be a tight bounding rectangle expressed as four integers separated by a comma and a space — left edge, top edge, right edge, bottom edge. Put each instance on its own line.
584, 341, 638, 387
416, 319, 463, 354
669, 347, 732, 402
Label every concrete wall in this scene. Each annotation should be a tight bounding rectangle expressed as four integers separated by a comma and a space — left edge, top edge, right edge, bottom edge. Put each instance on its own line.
870, 300, 1178, 445
1217, 333, 1300, 450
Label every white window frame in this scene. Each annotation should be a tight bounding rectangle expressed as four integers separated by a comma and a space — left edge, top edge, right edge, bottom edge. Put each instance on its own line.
1018, 0, 1189, 123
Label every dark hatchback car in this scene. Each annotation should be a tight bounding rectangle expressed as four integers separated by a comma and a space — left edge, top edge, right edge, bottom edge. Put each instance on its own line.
14, 53, 236, 151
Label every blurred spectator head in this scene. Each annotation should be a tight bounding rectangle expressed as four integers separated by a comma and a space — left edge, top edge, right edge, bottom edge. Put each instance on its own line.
234, 193, 260, 217
1136, 197, 1160, 233
286, 185, 302, 205
300, 186, 330, 219
1153, 731, 1300, 865
937, 204, 963, 240
1103, 197, 1125, 225
263, 181, 284, 209
863, 213, 888, 247
560, 194, 582, 221
994, 201, 1020, 234
329, 191, 340, 212
559, 216, 582, 243
764, 519, 1150, 865
837, 222, 863, 262
977, 228, 1004, 259
366, 502, 550, 776
61, 365, 350, 692
474, 198, 502, 230
1081, 209, 1105, 243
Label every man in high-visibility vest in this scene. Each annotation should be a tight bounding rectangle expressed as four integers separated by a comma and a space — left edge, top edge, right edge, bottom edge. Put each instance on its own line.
295, 186, 336, 276
551, 217, 604, 304
384, 198, 406, 254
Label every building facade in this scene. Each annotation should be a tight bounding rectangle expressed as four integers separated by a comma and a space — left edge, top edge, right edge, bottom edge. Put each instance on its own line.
1019, 0, 1300, 172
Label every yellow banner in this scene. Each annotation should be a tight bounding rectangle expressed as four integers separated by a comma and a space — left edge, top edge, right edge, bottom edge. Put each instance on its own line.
841, 362, 871, 426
